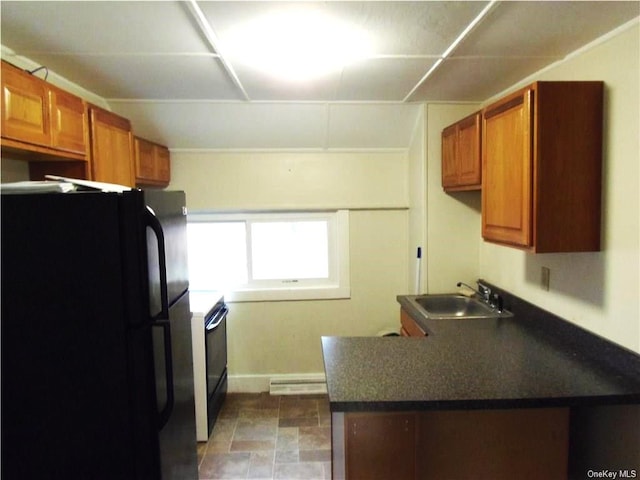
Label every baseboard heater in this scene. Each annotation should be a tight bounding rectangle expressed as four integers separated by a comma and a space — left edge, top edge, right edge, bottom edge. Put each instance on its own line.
269, 376, 327, 395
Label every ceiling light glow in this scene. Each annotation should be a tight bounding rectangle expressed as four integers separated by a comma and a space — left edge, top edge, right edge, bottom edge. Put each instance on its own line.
222, 11, 372, 82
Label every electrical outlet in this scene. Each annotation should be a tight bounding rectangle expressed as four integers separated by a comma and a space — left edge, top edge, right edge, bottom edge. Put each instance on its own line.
541, 267, 551, 291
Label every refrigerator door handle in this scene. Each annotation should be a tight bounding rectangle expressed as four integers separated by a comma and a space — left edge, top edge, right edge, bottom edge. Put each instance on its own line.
145, 207, 175, 429
155, 319, 175, 429
145, 206, 169, 320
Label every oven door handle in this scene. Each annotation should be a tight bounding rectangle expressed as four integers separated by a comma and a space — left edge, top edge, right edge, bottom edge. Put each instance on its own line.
155, 319, 175, 429
206, 306, 228, 331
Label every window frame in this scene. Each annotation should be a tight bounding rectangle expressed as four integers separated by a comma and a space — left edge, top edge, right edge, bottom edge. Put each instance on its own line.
187, 210, 350, 302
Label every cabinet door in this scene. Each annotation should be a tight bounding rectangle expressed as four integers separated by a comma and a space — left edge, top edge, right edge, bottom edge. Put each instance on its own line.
49, 87, 87, 154
134, 137, 156, 181
135, 137, 171, 187
416, 408, 569, 479
482, 89, 533, 247
456, 113, 481, 187
400, 309, 426, 337
345, 413, 415, 480
1, 63, 50, 146
442, 112, 481, 191
155, 145, 171, 184
90, 108, 134, 187
441, 124, 458, 188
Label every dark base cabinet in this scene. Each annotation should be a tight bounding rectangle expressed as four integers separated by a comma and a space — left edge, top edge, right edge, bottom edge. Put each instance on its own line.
569, 404, 640, 478
345, 413, 416, 480
333, 408, 570, 480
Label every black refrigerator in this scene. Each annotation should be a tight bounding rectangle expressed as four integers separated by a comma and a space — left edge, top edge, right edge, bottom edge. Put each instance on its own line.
1, 188, 198, 479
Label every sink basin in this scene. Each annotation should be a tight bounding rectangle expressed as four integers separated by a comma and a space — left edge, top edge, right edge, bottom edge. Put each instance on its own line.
416, 294, 494, 317
407, 294, 512, 320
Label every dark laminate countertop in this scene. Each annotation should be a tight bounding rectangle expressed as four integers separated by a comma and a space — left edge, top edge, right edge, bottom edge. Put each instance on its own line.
321, 285, 640, 413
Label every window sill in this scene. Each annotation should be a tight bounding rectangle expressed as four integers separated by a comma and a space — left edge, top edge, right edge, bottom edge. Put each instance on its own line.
212, 286, 351, 302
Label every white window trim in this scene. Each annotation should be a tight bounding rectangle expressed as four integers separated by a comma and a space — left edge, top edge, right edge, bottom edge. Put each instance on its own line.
188, 210, 350, 302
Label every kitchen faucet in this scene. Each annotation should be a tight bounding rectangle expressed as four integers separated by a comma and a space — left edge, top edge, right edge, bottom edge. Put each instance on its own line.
457, 281, 491, 302
457, 281, 505, 313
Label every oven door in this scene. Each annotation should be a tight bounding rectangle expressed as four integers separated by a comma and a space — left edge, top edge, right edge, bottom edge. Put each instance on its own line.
205, 305, 228, 400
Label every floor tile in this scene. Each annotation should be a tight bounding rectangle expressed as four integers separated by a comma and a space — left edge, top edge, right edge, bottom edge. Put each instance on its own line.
276, 427, 298, 451
298, 426, 331, 450
230, 439, 276, 452
274, 462, 325, 480
247, 450, 275, 479
278, 417, 319, 428
199, 451, 251, 480
299, 449, 331, 462
199, 393, 331, 480
275, 449, 299, 464
233, 418, 278, 442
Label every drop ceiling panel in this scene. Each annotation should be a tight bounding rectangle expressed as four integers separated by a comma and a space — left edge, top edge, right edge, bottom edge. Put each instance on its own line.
201, 1, 490, 56
10, 54, 241, 100
221, 103, 328, 149
410, 57, 557, 102
327, 104, 421, 149
111, 102, 330, 149
233, 56, 439, 102
329, 1, 491, 55
1, 1, 210, 54
228, 61, 343, 101
455, 1, 640, 57
337, 57, 439, 102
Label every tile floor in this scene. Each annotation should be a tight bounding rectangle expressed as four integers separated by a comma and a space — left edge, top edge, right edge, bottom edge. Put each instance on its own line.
197, 393, 332, 480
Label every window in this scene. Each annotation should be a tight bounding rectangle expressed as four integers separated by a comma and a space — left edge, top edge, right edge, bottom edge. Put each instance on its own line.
187, 211, 350, 301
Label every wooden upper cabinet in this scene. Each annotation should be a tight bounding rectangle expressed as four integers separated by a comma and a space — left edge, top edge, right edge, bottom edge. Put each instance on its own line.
89, 107, 135, 187
482, 92, 532, 247
1, 60, 87, 160
134, 136, 171, 187
49, 86, 88, 155
442, 112, 481, 191
1, 62, 50, 147
155, 146, 171, 184
441, 124, 458, 188
482, 81, 603, 253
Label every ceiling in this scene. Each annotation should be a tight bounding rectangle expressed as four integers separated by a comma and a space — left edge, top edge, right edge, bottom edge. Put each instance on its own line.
1, 1, 639, 150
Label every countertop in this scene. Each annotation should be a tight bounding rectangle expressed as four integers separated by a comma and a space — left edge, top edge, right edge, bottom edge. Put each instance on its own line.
321, 287, 640, 413
190, 290, 224, 316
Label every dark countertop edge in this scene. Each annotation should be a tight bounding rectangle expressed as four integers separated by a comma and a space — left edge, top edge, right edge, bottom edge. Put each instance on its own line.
398, 282, 640, 379
329, 394, 640, 413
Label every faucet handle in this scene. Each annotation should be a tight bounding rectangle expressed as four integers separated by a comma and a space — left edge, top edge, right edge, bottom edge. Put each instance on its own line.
492, 293, 504, 312
477, 281, 491, 300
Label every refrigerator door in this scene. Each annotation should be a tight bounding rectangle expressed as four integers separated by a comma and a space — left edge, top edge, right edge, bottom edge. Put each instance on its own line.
145, 190, 189, 315
152, 291, 198, 480
1, 191, 160, 479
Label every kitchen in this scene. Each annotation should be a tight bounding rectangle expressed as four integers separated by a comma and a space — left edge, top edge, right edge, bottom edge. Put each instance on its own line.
1, 1, 639, 479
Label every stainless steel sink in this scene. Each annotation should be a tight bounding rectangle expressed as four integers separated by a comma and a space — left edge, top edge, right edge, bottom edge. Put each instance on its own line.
407, 294, 512, 320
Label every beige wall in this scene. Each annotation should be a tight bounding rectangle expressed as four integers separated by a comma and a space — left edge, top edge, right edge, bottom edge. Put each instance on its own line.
425, 104, 482, 294
0, 158, 29, 182
477, 23, 640, 352
169, 150, 410, 388
407, 106, 427, 294
169, 150, 408, 211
